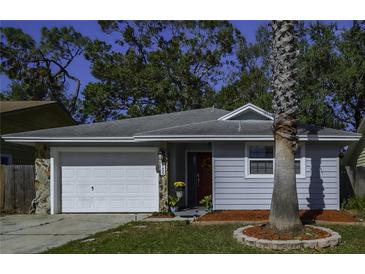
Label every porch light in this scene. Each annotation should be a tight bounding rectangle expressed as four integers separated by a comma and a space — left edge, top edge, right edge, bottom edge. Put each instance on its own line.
157, 150, 167, 176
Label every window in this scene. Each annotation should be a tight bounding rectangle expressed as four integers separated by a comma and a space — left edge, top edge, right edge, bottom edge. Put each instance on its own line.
294, 148, 302, 175
248, 145, 274, 175
1, 154, 12, 165
246, 143, 305, 177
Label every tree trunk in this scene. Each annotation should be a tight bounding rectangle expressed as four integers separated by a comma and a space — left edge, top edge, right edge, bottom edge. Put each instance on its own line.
269, 135, 303, 232
269, 20, 303, 233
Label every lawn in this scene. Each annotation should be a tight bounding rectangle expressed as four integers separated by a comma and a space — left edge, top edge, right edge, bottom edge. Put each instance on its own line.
44, 221, 365, 254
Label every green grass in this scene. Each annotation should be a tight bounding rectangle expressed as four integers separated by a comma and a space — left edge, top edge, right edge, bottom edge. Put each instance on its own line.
44, 221, 365, 254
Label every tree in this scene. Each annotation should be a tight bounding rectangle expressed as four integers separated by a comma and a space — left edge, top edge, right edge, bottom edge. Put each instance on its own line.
0, 27, 88, 115
82, 21, 244, 122
230, 22, 345, 130
214, 25, 272, 111
294, 21, 365, 131
329, 21, 365, 130
215, 67, 272, 111
295, 22, 345, 129
269, 21, 303, 233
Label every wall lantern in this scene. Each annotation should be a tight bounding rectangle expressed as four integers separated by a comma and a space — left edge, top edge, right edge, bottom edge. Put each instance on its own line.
157, 150, 167, 176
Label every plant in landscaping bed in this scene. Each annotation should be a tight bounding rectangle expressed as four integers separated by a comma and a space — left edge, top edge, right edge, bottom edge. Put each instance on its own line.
167, 196, 180, 213
174, 181, 185, 198
199, 195, 213, 212
341, 196, 365, 218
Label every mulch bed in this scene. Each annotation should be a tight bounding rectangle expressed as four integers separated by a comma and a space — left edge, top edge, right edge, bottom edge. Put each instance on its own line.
243, 224, 330, 241
148, 212, 176, 218
197, 210, 358, 223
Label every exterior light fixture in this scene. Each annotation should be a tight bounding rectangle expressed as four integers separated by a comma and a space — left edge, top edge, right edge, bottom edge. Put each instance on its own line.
157, 150, 167, 176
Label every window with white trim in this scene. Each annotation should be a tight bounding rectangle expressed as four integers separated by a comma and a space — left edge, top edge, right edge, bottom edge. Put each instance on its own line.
246, 144, 305, 177
248, 145, 274, 174
294, 148, 302, 175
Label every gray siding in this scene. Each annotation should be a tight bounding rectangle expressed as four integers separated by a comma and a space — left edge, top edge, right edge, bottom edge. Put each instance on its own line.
212, 142, 339, 210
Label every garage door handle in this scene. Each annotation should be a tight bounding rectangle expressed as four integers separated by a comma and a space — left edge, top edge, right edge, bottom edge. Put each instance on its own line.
91, 186, 94, 191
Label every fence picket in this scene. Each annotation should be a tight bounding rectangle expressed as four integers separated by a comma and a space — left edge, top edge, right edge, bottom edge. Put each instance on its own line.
0, 165, 35, 214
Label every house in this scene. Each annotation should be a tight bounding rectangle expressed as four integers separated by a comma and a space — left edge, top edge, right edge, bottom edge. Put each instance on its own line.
343, 118, 365, 197
0, 101, 76, 165
1, 103, 361, 214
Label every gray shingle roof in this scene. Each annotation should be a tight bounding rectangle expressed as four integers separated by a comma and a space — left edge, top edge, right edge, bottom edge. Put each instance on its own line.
135, 120, 360, 137
0, 101, 57, 113
2, 108, 229, 138
2, 107, 360, 140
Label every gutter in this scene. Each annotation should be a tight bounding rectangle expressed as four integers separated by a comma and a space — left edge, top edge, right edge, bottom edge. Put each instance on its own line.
2, 134, 361, 143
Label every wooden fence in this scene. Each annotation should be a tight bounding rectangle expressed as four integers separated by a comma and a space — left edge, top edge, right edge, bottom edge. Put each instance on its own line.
0, 165, 35, 214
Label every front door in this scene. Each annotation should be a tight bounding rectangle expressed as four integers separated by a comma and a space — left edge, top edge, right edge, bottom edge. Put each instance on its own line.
187, 152, 212, 207
197, 152, 212, 202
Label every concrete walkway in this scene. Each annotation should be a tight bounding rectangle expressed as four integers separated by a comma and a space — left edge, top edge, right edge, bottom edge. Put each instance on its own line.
0, 214, 148, 254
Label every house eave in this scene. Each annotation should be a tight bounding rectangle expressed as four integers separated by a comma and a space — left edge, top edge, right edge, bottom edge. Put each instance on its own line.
135, 135, 361, 142
1, 137, 135, 143
3, 134, 360, 143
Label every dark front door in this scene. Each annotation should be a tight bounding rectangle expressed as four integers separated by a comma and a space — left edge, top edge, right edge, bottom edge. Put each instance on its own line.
196, 152, 212, 201
187, 152, 212, 207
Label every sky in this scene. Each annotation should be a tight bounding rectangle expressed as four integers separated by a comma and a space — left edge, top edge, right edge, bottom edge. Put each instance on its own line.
0, 20, 354, 94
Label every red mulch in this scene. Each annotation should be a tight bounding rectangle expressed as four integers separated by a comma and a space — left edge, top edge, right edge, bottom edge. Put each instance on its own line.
244, 225, 330, 241
197, 210, 358, 223
148, 212, 176, 218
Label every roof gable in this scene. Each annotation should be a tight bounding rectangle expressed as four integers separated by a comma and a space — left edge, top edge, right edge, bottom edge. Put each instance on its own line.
217, 103, 273, 121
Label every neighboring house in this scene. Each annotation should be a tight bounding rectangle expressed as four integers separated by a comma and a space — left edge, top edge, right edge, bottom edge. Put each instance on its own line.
0, 101, 76, 165
343, 118, 365, 197
2, 103, 361, 214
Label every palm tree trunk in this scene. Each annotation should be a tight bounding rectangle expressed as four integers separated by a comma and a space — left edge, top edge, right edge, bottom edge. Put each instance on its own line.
269, 20, 303, 233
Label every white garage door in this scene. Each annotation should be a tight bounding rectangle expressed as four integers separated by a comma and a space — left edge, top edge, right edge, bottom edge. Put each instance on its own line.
60, 151, 159, 213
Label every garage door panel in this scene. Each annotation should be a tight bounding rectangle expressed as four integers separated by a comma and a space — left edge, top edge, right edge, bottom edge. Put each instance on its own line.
126, 199, 139, 208
126, 184, 142, 193
94, 199, 108, 208
76, 198, 93, 209
91, 184, 108, 194
109, 199, 125, 208
109, 184, 124, 193
94, 168, 109, 178
62, 169, 75, 179
143, 184, 156, 193
62, 198, 74, 209
76, 168, 92, 178
61, 151, 158, 213
125, 169, 143, 177
110, 168, 125, 178
62, 184, 76, 193
76, 184, 92, 193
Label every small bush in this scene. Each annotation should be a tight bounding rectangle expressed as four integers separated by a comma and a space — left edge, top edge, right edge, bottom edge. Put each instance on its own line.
341, 196, 365, 216
199, 195, 213, 212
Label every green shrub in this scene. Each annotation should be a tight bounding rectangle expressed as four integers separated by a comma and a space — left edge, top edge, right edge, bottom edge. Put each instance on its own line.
341, 196, 365, 216
199, 195, 212, 212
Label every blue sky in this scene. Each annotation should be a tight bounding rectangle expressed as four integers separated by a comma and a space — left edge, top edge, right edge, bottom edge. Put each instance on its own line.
0, 20, 353, 93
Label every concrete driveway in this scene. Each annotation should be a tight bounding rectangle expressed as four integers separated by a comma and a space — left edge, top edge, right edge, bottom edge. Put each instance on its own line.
0, 214, 148, 254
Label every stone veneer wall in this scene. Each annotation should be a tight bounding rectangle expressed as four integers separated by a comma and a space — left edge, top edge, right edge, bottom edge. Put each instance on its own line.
30, 144, 50, 214
159, 142, 169, 212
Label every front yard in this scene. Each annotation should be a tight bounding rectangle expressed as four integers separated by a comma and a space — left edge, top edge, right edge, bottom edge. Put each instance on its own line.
44, 221, 365, 254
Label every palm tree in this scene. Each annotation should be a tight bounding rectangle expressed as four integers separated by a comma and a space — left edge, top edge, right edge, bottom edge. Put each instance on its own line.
269, 20, 303, 233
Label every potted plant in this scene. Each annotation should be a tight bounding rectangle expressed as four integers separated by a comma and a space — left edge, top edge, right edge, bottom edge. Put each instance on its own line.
167, 196, 180, 213
199, 195, 213, 212
174, 181, 185, 198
